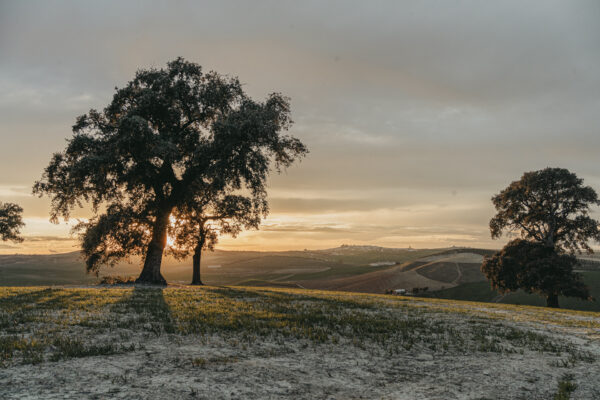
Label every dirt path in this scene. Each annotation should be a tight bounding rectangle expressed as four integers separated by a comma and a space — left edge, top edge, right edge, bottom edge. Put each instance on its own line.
451, 262, 463, 284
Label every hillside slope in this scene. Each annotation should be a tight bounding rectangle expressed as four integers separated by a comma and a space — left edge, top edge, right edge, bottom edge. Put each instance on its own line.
0, 246, 447, 286
0, 286, 598, 399
2, 247, 599, 311
301, 251, 487, 293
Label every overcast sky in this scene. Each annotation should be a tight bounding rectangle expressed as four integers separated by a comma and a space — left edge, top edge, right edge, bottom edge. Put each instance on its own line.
1, 0, 599, 253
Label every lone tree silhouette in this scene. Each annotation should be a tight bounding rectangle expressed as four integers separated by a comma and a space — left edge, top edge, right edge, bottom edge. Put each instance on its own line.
33, 58, 307, 284
169, 194, 262, 285
482, 167, 600, 307
0, 202, 24, 242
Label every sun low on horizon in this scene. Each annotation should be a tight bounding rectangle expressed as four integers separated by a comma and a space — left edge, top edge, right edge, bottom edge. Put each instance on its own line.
1, 1, 600, 256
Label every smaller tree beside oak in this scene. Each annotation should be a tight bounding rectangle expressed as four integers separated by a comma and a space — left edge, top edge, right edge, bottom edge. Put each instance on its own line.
0, 202, 24, 243
169, 194, 263, 285
482, 167, 599, 308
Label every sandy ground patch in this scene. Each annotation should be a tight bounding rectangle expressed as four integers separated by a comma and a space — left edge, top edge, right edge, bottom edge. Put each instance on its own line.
2, 334, 598, 400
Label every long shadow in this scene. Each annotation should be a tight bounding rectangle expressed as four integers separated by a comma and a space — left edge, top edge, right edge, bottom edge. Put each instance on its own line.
208, 285, 382, 310
195, 286, 380, 325
0, 288, 90, 334
0, 288, 57, 308
0, 288, 84, 311
111, 286, 175, 334
101, 285, 402, 340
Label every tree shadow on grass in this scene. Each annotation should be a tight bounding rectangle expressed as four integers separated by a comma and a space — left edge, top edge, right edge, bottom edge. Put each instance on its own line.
0, 288, 94, 336
172, 286, 394, 340
0, 288, 84, 311
111, 286, 175, 334
208, 285, 382, 310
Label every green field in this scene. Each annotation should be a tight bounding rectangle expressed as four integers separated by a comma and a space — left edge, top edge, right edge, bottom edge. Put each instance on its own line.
425, 271, 600, 311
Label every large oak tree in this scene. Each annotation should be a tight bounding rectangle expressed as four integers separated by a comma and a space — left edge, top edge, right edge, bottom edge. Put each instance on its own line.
483, 168, 599, 307
34, 58, 307, 284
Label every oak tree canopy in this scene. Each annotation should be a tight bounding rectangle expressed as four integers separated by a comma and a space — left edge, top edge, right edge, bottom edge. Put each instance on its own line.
0, 202, 24, 243
34, 58, 307, 284
482, 168, 599, 307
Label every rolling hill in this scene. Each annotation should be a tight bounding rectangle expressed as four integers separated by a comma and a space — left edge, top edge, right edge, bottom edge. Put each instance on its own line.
2, 245, 599, 311
300, 249, 493, 293
0, 245, 447, 287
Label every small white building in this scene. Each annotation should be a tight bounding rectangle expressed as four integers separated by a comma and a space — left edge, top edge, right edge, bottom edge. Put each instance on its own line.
369, 261, 396, 267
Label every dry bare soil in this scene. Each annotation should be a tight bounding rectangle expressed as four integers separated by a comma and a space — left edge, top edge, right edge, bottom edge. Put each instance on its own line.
301, 251, 487, 293
1, 286, 599, 399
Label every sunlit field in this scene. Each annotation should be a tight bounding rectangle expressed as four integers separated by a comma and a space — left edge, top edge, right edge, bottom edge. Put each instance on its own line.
1, 286, 599, 399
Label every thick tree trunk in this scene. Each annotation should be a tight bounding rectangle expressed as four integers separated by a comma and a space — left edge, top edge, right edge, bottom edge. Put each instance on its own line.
136, 209, 171, 285
191, 246, 203, 285
546, 293, 559, 308
191, 230, 206, 285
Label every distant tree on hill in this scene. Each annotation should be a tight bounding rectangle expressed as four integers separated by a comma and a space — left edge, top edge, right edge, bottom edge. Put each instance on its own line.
482, 239, 589, 307
33, 58, 307, 284
0, 202, 24, 243
482, 168, 599, 307
169, 194, 262, 285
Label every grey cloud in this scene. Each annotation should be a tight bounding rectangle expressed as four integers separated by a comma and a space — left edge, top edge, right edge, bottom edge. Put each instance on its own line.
1, 1, 599, 251
269, 197, 407, 214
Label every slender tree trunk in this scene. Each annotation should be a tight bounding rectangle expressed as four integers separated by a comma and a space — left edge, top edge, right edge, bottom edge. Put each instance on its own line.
546, 293, 559, 308
191, 229, 206, 285
136, 208, 171, 285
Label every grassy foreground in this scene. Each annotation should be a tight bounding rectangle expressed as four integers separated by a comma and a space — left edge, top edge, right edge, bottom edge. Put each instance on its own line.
2, 286, 600, 399
1, 285, 598, 367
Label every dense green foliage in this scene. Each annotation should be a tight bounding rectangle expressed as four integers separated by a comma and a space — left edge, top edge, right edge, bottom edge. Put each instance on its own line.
481, 239, 590, 307
489, 167, 600, 253
0, 202, 24, 243
485, 168, 599, 307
